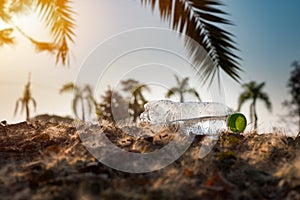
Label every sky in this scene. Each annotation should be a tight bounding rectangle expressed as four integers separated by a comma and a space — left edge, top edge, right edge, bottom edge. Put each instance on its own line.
0, 0, 299, 135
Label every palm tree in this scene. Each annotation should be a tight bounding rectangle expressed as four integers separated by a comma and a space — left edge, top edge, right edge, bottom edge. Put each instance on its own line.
141, 0, 241, 83
0, 0, 75, 65
60, 83, 96, 121
14, 73, 37, 121
237, 81, 272, 130
97, 86, 128, 122
166, 74, 201, 102
1, 0, 242, 85
121, 79, 151, 121
0, 0, 241, 82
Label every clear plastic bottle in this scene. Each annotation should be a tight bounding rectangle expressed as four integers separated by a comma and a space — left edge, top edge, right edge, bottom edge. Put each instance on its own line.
140, 100, 247, 158
140, 100, 247, 134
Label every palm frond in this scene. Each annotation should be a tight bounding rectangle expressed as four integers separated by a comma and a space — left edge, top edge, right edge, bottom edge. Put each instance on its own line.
0, 0, 10, 22
30, 38, 57, 54
187, 88, 201, 101
83, 85, 93, 96
60, 82, 75, 93
256, 82, 265, 91
137, 84, 151, 93
140, 0, 157, 12
166, 87, 181, 97
14, 99, 22, 116
30, 97, 37, 112
237, 92, 250, 111
36, 0, 76, 65
121, 79, 139, 92
158, 0, 172, 21
85, 98, 92, 116
174, 74, 181, 85
165, 89, 175, 98
8, 0, 33, 15
72, 96, 79, 118
141, 0, 241, 83
181, 77, 190, 90
258, 92, 272, 112
0, 28, 14, 46
20, 99, 25, 114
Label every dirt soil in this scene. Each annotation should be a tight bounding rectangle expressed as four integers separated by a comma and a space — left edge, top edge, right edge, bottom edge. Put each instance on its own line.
0, 115, 300, 200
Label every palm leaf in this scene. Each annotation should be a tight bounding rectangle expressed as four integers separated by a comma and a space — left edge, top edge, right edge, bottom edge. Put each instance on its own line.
187, 88, 201, 101
72, 95, 79, 118
20, 99, 25, 114
83, 85, 93, 96
14, 99, 22, 116
258, 92, 272, 112
174, 74, 181, 86
85, 98, 92, 116
165, 89, 175, 98
121, 79, 140, 92
237, 91, 250, 111
83, 85, 95, 116
30, 97, 37, 112
30, 38, 57, 54
0, 28, 14, 46
59, 82, 76, 93
181, 77, 190, 90
256, 82, 265, 92
137, 84, 151, 93
36, 0, 75, 65
0, 0, 10, 22
8, 0, 33, 15
141, 0, 241, 83
135, 84, 151, 103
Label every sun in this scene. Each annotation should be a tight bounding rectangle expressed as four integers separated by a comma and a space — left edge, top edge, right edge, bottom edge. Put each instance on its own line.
11, 12, 51, 42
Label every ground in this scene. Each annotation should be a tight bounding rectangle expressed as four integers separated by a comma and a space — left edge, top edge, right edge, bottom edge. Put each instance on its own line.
0, 115, 300, 200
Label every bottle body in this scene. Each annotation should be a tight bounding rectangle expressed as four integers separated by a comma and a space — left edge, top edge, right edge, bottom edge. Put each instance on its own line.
140, 100, 234, 135
175, 116, 228, 135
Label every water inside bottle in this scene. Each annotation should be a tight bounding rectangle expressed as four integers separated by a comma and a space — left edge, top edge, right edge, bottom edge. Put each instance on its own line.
168, 115, 228, 135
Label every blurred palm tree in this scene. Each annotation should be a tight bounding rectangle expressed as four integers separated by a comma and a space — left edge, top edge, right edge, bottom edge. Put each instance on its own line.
141, 0, 241, 83
166, 74, 201, 102
121, 79, 151, 121
284, 61, 300, 130
1, 0, 241, 83
237, 81, 272, 130
97, 86, 128, 122
60, 83, 96, 121
0, 0, 75, 65
14, 73, 36, 121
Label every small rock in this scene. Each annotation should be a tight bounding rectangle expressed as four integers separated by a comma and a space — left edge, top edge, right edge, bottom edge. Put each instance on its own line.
0, 120, 7, 126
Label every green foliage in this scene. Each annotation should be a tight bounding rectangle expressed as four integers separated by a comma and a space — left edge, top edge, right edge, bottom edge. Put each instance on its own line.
14, 73, 37, 121
0, 0, 75, 65
141, 0, 241, 83
165, 74, 201, 102
237, 81, 272, 130
284, 61, 300, 130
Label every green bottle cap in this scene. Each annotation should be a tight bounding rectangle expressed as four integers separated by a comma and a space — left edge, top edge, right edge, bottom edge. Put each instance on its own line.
227, 113, 247, 133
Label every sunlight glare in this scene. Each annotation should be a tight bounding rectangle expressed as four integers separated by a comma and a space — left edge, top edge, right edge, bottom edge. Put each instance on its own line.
11, 12, 51, 41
